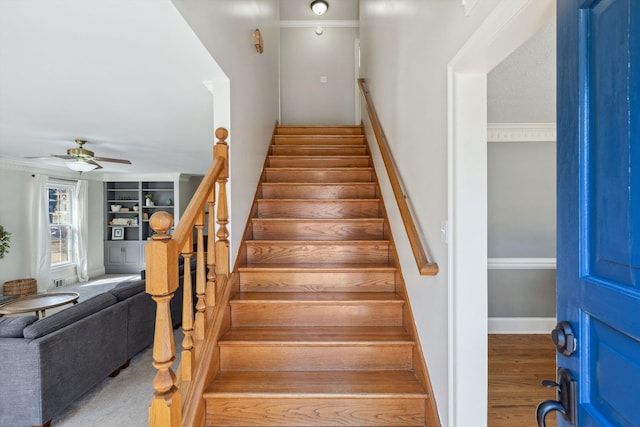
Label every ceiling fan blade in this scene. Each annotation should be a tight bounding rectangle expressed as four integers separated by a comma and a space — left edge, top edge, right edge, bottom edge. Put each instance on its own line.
24, 155, 59, 159
93, 156, 132, 165
51, 154, 76, 160
87, 160, 103, 170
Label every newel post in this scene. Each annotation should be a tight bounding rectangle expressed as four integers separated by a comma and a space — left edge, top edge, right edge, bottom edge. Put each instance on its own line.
214, 128, 230, 281
146, 211, 181, 427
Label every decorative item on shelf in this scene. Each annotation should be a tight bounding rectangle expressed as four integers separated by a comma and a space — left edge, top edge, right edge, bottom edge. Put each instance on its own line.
111, 226, 124, 240
0, 225, 11, 260
120, 207, 129, 212
144, 193, 152, 207
132, 215, 138, 225
111, 218, 130, 226
133, 203, 139, 212
110, 204, 122, 212
142, 212, 149, 221
166, 198, 172, 206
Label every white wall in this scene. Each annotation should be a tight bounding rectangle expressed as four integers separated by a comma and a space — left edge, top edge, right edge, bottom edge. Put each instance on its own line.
170, 0, 280, 266
0, 163, 105, 289
280, 26, 359, 125
359, 1, 502, 425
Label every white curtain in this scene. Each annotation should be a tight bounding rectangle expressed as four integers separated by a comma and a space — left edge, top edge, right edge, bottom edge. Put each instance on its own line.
31, 174, 51, 291
74, 180, 89, 282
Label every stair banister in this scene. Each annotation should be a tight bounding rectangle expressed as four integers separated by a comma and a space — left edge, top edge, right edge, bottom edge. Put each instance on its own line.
146, 127, 230, 427
358, 78, 439, 276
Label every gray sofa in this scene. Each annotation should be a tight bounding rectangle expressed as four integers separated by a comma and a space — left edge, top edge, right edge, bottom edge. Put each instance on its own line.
0, 258, 194, 427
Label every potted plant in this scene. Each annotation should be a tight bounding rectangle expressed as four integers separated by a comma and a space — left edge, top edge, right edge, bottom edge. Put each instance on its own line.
144, 193, 152, 207
0, 225, 11, 259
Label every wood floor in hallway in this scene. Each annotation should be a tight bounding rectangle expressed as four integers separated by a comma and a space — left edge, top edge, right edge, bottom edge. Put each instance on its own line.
488, 334, 557, 427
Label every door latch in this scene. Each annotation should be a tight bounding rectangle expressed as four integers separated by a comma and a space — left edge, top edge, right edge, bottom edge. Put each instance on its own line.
536, 368, 577, 427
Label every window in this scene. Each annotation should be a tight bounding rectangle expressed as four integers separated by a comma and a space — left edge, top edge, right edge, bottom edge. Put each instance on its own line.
47, 181, 75, 266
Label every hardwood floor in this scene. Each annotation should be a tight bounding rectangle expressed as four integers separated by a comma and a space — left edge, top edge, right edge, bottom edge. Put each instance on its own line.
488, 334, 557, 427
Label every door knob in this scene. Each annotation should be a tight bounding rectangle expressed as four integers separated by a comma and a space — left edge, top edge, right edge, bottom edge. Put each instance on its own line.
536, 368, 577, 427
551, 321, 576, 356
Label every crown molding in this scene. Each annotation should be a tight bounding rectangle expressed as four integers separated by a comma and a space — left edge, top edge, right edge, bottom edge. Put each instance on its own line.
0, 156, 103, 181
487, 122, 556, 142
280, 20, 359, 28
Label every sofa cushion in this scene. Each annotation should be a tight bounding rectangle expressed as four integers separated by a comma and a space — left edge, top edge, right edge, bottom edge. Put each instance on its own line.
0, 315, 38, 338
22, 293, 117, 339
109, 279, 145, 301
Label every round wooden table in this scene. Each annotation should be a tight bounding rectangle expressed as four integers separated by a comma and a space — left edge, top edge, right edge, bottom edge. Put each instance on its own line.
0, 292, 80, 318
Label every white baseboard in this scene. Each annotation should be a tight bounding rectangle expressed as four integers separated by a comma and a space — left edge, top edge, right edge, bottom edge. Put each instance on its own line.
488, 317, 556, 334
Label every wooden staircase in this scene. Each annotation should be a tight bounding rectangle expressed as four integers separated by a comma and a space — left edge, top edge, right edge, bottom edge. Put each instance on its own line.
202, 125, 438, 426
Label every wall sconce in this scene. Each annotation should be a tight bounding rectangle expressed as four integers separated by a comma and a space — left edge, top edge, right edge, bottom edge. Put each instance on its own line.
310, 0, 329, 16
315, 26, 324, 36
253, 29, 263, 54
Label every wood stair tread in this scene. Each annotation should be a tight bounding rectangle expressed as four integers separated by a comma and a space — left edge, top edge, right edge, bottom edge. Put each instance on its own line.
232, 292, 403, 302
220, 326, 413, 344
204, 371, 427, 398
276, 126, 364, 135
238, 262, 396, 271
252, 218, 385, 223
265, 167, 373, 171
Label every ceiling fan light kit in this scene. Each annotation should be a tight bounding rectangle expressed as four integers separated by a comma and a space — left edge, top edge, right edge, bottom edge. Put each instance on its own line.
66, 159, 99, 172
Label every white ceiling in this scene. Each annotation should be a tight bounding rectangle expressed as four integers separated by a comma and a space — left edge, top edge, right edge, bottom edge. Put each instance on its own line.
0, 0, 553, 177
0, 0, 224, 175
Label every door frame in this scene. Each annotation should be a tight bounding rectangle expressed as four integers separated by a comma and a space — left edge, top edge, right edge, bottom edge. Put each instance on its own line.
446, 0, 554, 425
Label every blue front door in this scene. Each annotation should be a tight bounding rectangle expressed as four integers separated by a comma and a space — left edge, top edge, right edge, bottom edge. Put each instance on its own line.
555, 0, 640, 426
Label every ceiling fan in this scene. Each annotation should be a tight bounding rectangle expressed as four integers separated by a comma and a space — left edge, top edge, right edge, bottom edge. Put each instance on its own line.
26, 139, 132, 172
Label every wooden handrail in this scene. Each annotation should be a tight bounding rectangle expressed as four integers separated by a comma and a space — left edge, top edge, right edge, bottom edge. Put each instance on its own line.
358, 78, 438, 276
146, 127, 230, 427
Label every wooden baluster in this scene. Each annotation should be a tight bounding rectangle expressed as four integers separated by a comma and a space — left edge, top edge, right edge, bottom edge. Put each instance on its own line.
206, 185, 217, 307
180, 237, 194, 382
194, 212, 206, 340
146, 212, 181, 427
214, 128, 230, 277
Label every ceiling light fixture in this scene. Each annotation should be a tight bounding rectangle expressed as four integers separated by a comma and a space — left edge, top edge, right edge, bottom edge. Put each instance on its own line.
310, 0, 329, 16
66, 159, 98, 172
315, 26, 324, 36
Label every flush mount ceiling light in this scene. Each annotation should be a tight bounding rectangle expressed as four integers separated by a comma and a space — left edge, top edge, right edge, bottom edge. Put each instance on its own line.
310, 0, 328, 15
66, 158, 99, 172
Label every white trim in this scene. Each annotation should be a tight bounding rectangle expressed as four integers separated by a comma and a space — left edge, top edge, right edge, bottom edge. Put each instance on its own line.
487, 123, 556, 142
280, 20, 359, 28
489, 317, 556, 334
488, 257, 556, 270
447, 1, 555, 426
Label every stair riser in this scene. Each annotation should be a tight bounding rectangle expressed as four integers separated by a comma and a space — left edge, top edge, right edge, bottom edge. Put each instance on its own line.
219, 344, 413, 371
264, 169, 373, 183
251, 220, 385, 240
277, 126, 364, 135
274, 135, 365, 145
245, 242, 390, 264
230, 302, 404, 327
271, 146, 368, 156
256, 200, 381, 219
239, 271, 396, 292
268, 156, 370, 168
205, 398, 426, 426
261, 183, 378, 199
